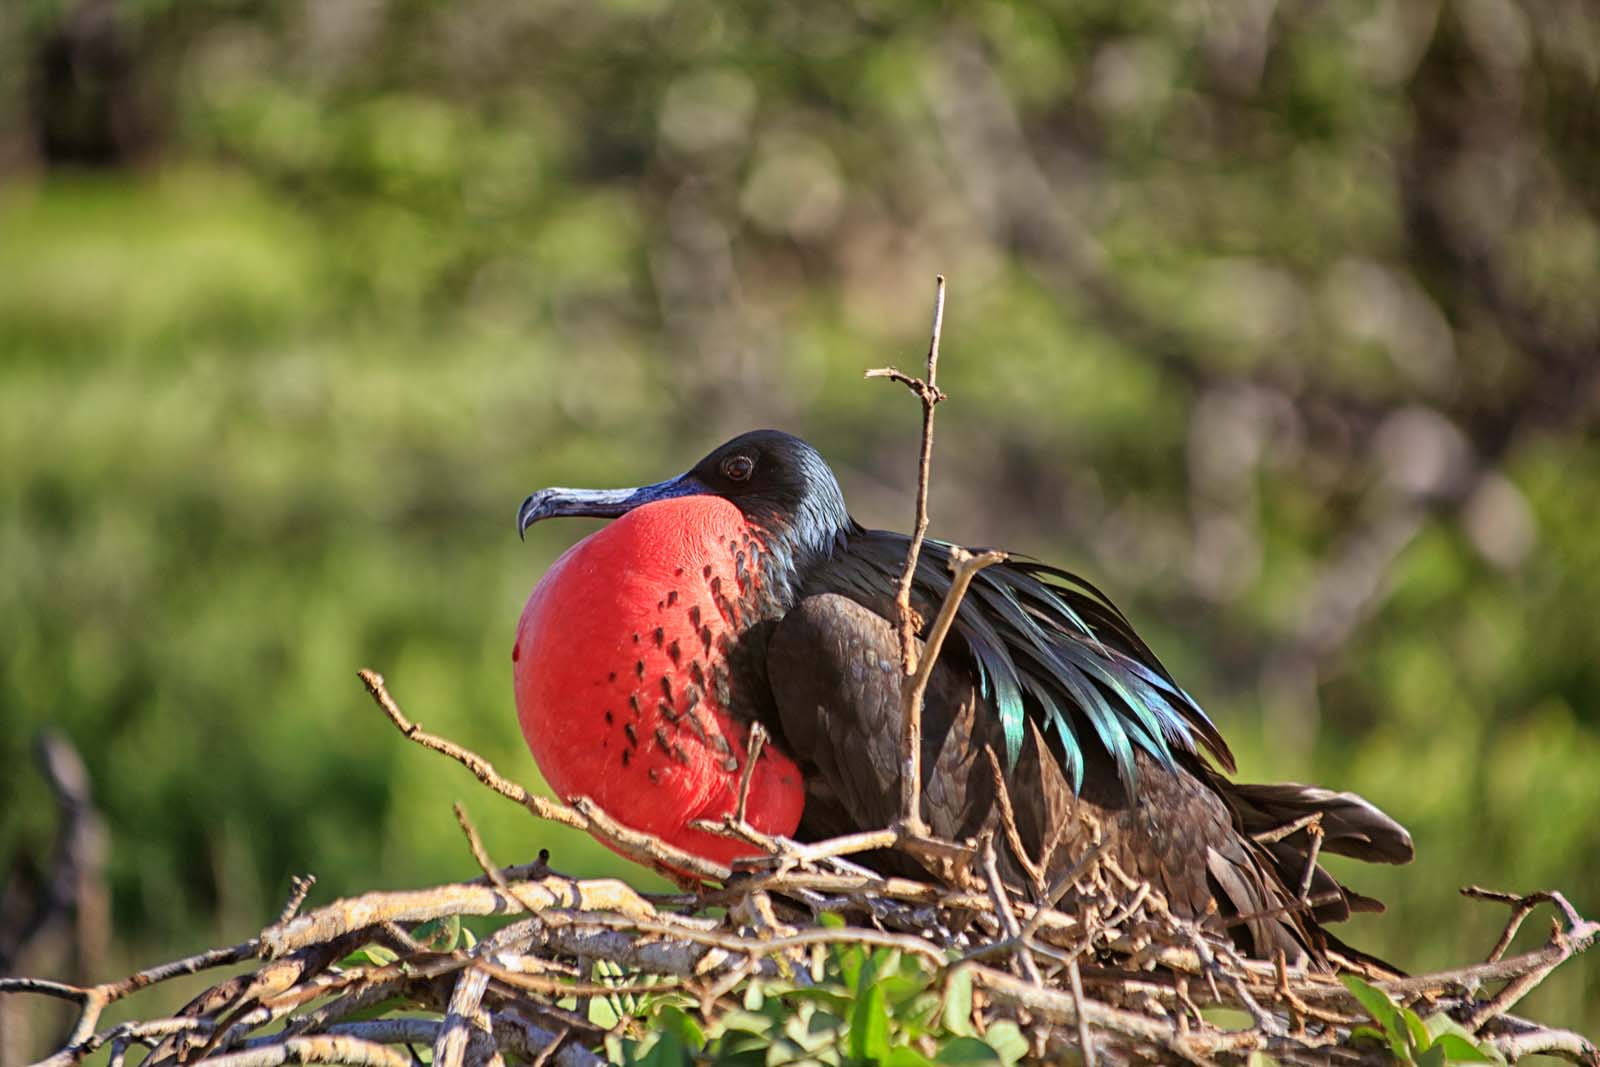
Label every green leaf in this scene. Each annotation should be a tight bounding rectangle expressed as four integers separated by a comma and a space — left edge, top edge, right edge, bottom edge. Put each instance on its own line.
837, 943, 865, 991
879, 970, 933, 1008
773, 985, 853, 1014
801, 1018, 843, 1054
848, 981, 890, 1062
894, 991, 942, 1038
1399, 1004, 1432, 1053
1424, 1014, 1473, 1041
1200, 1007, 1254, 1031
1341, 975, 1408, 1060
884, 1049, 934, 1067
654, 1006, 706, 1050
589, 997, 620, 1028
942, 967, 975, 1037
818, 912, 846, 929
339, 944, 398, 969
765, 1037, 808, 1066
1429, 1035, 1496, 1064
411, 914, 461, 951
711, 1010, 775, 1038
743, 982, 766, 1011
1247, 1054, 1283, 1067
982, 1021, 1028, 1067
785, 1005, 844, 1055
1340, 975, 1396, 1027
1424, 1015, 1503, 1064
713, 1031, 771, 1059
628, 1030, 690, 1067
1417, 1044, 1447, 1067
933, 1037, 1003, 1066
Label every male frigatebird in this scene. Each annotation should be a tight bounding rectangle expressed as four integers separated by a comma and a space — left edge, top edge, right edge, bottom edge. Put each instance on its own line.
513, 430, 1413, 965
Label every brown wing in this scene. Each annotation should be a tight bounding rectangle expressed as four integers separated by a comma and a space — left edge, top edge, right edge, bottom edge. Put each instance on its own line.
765, 592, 1407, 968
765, 592, 997, 851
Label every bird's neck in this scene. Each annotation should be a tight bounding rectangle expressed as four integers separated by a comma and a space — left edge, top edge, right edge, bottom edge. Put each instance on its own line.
742, 514, 857, 619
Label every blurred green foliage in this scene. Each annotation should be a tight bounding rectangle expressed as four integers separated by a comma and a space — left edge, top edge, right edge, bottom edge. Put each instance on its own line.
606, 941, 1031, 1067
1, 0, 1597, 1051
1341, 974, 1500, 1065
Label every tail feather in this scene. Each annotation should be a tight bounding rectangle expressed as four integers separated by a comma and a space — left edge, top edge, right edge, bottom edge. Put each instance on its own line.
1224, 781, 1414, 864
1216, 775, 1414, 931
1205, 844, 1311, 965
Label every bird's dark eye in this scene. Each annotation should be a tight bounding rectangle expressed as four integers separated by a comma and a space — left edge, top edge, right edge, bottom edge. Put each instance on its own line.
721, 454, 755, 482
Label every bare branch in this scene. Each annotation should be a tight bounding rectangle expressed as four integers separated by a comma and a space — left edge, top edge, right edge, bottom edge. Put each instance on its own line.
277, 875, 317, 926
204, 1035, 415, 1067
979, 834, 1042, 986
1483, 1020, 1599, 1065
866, 274, 948, 833
453, 802, 554, 919
261, 876, 657, 957
1068, 958, 1096, 1067
733, 723, 767, 825
359, 669, 731, 883
435, 967, 491, 1067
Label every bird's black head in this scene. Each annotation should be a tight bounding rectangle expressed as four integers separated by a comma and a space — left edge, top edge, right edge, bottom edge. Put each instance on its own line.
518, 429, 854, 573
682, 430, 851, 544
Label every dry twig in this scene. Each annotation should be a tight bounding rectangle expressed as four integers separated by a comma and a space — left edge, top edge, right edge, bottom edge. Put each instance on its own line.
4, 675, 1594, 1067
866, 274, 948, 832
359, 669, 731, 884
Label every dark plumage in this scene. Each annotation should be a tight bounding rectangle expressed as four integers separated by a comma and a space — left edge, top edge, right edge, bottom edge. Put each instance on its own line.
517, 429, 1414, 967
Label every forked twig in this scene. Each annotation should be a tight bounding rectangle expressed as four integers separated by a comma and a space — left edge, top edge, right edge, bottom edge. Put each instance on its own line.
979, 834, 1042, 986
453, 802, 553, 918
1464, 885, 1588, 960
866, 283, 1007, 849
866, 274, 948, 832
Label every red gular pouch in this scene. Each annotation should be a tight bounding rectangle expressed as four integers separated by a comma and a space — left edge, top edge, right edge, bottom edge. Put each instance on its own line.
514, 495, 804, 871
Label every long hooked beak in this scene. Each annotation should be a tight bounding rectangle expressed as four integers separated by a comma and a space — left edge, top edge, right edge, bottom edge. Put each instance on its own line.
516, 475, 704, 540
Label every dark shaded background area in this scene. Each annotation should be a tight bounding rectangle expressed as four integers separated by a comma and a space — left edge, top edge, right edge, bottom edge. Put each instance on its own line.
2, 0, 1597, 1055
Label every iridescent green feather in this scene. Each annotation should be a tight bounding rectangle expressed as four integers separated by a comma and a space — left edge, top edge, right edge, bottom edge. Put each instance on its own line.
819, 531, 1235, 798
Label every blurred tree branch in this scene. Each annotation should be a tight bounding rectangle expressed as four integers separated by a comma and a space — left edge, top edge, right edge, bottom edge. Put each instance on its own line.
0, 735, 108, 1067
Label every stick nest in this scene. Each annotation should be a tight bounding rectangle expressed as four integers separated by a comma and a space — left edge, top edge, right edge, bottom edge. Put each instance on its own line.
5, 672, 1595, 1067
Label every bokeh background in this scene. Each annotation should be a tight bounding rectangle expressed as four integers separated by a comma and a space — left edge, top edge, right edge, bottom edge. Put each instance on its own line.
2, 0, 1597, 1057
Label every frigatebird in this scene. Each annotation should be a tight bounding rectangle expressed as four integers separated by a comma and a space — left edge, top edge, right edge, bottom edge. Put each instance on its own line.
513, 429, 1413, 965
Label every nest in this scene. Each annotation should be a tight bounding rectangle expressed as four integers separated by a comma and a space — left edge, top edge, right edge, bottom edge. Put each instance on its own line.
5, 670, 1595, 1067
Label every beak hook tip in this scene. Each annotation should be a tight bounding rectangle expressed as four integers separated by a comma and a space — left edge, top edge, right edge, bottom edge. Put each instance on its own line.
516, 495, 535, 541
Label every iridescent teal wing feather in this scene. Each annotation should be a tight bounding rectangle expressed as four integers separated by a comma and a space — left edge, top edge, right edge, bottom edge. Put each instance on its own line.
818, 530, 1234, 798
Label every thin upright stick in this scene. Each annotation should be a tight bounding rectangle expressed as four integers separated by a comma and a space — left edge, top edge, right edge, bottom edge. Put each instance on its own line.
733, 723, 767, 825
865, 275, 948, 832
891, 275, 947, 674
889, 543, 1006, 837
